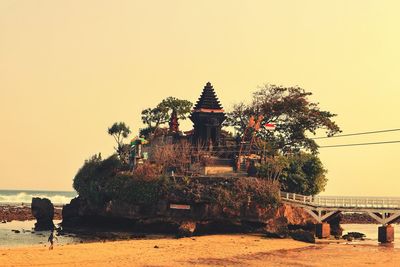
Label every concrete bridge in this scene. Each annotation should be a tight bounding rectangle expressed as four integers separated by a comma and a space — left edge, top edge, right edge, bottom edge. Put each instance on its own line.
280, 191, 400, 243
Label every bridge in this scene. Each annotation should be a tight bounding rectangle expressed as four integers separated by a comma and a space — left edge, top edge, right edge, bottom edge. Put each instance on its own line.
280, 191, 400, 243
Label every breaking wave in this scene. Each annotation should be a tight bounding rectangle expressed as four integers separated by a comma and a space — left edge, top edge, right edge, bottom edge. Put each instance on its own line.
0, 191, 76, 205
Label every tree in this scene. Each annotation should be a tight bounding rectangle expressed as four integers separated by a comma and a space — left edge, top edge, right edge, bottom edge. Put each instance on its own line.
107, 122, 131, 159
257, 155, 288, 180
257, 152, 327, 195
141, 97, 193, 133
279, 152, 327, 195
226, 84, 341, 154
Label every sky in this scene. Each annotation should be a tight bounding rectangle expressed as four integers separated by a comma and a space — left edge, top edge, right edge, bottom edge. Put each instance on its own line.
0, 1, 399, 196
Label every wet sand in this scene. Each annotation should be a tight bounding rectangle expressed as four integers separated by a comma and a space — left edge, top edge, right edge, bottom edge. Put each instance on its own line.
0, 234, 399, 266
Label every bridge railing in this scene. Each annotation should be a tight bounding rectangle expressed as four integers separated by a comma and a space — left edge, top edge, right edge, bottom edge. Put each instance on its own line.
280, 191, 400, 209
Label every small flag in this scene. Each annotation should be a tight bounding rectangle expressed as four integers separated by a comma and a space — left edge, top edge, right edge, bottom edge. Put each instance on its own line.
264, 123, 276, 130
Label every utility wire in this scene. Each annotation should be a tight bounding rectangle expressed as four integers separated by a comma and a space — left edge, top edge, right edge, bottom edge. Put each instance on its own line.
312, 128, 400, 140
318, 140, 400, 148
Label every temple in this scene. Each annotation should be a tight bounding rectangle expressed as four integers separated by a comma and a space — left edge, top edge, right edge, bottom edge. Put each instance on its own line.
189, 82, 226, 146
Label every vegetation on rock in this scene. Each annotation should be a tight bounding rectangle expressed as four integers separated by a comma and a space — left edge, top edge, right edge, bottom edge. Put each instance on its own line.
73, 155, 281, 209
257, 152, 327, 195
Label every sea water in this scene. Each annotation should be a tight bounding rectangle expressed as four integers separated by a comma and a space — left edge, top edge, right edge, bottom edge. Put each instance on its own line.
0, 190, 76, 205
0, 220, 82, 247
0, 190, 79, 247
342, 224, 400, 248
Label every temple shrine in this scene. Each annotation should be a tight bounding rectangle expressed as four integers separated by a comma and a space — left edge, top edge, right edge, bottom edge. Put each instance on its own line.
189, 82, 226, 146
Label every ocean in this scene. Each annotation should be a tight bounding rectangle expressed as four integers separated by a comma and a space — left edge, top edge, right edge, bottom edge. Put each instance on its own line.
0, 190, 76, 205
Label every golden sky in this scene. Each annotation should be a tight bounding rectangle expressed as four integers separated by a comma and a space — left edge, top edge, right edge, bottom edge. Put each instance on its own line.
1, 1, 399, 196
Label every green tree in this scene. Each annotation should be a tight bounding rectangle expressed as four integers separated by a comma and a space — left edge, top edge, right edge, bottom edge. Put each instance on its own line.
107, 122, 131, 159
281, 152, 327, 195
226, 84, 341, 154
141, 97, 193, 133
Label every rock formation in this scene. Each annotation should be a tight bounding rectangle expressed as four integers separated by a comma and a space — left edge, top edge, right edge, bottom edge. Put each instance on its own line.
31, 197, 55, 231
61, 196, 316, 237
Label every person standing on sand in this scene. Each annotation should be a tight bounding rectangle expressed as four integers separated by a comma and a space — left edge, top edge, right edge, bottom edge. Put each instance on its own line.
48, 229, 58, 250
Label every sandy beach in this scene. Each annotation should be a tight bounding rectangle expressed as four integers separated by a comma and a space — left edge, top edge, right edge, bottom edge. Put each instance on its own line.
0, 234, 399, 267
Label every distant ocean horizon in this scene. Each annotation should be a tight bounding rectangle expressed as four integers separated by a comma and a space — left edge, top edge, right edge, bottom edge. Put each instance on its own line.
0, 189, 77, 205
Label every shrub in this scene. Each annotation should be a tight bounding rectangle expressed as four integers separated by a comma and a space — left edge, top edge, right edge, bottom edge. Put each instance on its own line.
234, 177, 281, 208
73, 154, 121, 205
257, 152, 327, 195
73, 155, 281, 210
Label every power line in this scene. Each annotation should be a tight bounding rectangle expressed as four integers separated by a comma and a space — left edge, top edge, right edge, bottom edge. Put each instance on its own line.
312, 128, 400, 140
319, 140, 400, 148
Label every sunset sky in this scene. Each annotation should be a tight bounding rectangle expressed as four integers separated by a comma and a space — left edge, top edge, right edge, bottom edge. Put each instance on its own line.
1, 1, 399, 196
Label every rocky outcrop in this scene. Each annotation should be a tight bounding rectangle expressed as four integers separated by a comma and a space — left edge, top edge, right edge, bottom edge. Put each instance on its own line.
0, 205, 61, 222
31, 197, 55, 230
289, 229, 315, 243
327, 213, 343, 237
62, 196, 316, 238
263, 204, 316, 237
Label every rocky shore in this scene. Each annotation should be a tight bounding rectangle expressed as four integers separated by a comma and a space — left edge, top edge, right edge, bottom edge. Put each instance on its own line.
0, 204, 62, 223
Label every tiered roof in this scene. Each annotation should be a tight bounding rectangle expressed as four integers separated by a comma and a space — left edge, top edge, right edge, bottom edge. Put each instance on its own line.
193, 82, 224, 111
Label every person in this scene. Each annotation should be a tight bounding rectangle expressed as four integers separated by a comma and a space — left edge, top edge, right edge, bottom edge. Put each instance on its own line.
48, 229, 58, 250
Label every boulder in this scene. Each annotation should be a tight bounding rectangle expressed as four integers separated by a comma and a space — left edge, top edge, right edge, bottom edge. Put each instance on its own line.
327, 214, 343, 237
263, 204, 316, 237
177, 221, 197, 237
289, 229, 315, 243
342, 232, 365, 240
31, 197, 55, 231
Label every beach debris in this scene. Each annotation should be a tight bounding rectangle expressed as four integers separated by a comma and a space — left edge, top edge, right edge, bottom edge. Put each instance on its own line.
1, 220, 6, 223
11, 229, 21, 233
154, 245, 159, 248
31, 197, 55, 231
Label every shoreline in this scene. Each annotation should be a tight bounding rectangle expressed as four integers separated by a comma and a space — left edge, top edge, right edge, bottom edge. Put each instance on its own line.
0, 235, 399, 266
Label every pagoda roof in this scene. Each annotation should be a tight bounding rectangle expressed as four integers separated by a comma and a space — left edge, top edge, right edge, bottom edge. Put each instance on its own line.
193, 82, 224, 111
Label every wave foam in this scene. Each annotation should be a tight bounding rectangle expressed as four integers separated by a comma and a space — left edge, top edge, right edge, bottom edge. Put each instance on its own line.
0, 192, 76, 205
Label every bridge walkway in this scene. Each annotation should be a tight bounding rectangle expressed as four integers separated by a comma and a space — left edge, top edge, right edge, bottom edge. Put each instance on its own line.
280, 191, 400, 243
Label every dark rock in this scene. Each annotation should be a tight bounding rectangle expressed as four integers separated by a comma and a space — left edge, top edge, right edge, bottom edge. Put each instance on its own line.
327, 213, 343, 237
31, 197, 55, 231
0, 204, 61, 223
177, 221, 196, 237
61, 197, 85, 227
154, 245, 159, 248
342, 232, 365, 240
61, 194, 316, 236
11, 229, 20, 233
289, 229, 315, 243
